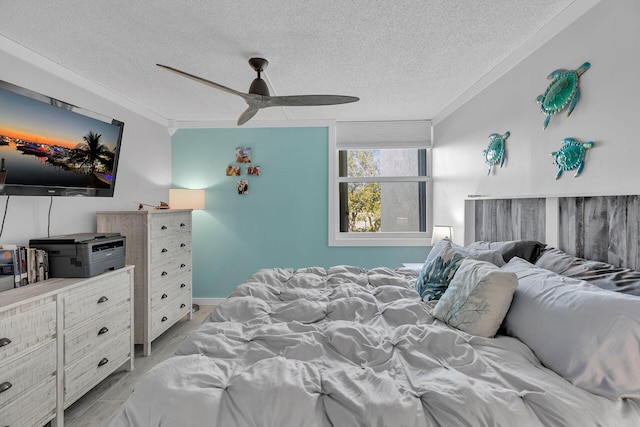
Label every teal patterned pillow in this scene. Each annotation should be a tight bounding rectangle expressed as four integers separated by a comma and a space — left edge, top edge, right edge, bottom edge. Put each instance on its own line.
415, 241, 465, 301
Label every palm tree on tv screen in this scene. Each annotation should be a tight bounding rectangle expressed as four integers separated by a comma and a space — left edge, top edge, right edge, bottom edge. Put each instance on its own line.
83, 131, 103, 172
74, 130, 111, 175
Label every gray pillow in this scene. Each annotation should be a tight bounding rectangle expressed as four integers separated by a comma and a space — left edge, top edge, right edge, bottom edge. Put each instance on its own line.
468, 240, 546, 263
535, 247, 640, 297
451, 242, 505, 267
501, 257, 640, 399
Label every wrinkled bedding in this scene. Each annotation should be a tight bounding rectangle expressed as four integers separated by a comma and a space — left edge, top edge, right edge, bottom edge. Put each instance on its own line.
110, 266, 640, 427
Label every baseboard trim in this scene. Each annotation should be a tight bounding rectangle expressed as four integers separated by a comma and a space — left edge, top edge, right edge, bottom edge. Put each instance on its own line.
193, 297, 226, 306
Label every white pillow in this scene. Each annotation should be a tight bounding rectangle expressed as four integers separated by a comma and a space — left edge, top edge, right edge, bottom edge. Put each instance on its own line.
432, 258, 518, 338
501, 257, 640, 399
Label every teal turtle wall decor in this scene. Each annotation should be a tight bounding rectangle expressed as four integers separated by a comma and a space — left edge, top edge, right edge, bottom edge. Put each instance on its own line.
551, 137, 593, 179
536, 62, 590, 129
483, 131, 510, 175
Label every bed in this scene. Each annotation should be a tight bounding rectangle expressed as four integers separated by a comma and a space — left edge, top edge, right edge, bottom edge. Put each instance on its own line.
109, 196, 640, 426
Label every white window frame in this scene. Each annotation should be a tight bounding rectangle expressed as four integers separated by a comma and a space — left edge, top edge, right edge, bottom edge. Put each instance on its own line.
328, 121, 433, 247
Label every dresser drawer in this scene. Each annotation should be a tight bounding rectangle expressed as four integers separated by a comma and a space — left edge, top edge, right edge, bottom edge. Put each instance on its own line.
151, 293, 191, 340
64, 301, 131, 365
0, 340, 56, 408
149, 254, 191, 287
151, 278, 191, 311
0, 299, 56, 360
150, 233, 191, 265
63, 270, 131, 329
64, 330, 131, 405
149, 212, 192, 239
0, 375, 56, 427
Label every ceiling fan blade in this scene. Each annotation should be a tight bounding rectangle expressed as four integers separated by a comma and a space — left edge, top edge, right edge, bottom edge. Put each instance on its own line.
158, 59, 359, 126
265, 95, 359, 107
156, 64, 258, 102
237, 105, 261, 126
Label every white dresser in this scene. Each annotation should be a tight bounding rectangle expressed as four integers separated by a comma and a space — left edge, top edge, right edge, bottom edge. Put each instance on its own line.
0, 266, 134, 427
97, 209, 193, 356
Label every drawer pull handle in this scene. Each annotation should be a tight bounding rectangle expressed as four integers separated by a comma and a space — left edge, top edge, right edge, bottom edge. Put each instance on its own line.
98, 327, 109, 336
161, 248, 168, 253
0, 381, 12, 394
0, 337, 11, 347
180, 243, 186, 248
180, 304, 186, 309
161, 293, 168, 299
161, 225, 167, 230
180, 223, 186, 227
161, 316, 168, 322
180, 283, 186, 288
98, 358, 109, 367
180, 263, 186, 268
97, 296, 109, 304
161, 271, 168, 276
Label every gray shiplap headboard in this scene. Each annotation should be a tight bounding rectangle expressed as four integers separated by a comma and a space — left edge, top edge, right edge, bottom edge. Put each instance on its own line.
474, 198, 546, 243
470, 195, 640, 270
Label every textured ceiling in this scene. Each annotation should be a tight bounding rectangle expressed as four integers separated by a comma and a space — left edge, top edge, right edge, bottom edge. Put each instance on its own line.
0, 0, 582, 125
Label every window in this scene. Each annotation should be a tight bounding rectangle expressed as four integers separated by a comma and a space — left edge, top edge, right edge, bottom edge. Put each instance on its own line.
329, 121, 432, 246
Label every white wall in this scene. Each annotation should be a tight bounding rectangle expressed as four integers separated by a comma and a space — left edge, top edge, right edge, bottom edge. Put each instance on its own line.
0, 38, 171, 245
432, 0, 640, 244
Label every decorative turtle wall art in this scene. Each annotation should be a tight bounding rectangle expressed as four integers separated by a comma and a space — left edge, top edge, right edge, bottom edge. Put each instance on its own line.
536, 62, 590, 129
482, 131, 510, 175
550, 137, 594, 180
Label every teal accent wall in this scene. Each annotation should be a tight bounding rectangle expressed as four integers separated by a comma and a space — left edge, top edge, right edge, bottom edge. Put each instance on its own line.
172, 126, 430, 298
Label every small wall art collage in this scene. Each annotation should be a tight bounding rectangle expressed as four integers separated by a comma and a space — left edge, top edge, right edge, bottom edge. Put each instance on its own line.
226, 146, 260, 195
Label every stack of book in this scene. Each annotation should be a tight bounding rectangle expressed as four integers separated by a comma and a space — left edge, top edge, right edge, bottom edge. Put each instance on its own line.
0, 245, 49, 292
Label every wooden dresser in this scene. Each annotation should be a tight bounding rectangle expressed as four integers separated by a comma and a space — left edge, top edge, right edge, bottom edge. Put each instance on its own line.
0, 266, 134, 427
97, 209, 193, 356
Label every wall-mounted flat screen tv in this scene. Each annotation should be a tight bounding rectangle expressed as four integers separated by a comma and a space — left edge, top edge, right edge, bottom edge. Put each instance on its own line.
0, 80, 124, 197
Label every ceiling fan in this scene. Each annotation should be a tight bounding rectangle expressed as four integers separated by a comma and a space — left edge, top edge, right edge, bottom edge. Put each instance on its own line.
157, 58, 359, 125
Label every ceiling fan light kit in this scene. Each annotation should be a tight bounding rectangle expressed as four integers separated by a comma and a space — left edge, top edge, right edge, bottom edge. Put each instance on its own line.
157, 58, 359, 125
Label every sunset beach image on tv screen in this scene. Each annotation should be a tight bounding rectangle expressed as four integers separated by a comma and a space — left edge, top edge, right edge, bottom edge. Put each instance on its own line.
0, 82, 123, 195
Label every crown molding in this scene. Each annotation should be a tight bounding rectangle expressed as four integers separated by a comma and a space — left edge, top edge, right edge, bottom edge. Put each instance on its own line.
0, 34, 168, 126
432, 0, 603, 126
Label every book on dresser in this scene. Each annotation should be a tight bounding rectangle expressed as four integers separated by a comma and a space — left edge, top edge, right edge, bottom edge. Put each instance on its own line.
0, 245, 49, 289
96, 209, 193, 356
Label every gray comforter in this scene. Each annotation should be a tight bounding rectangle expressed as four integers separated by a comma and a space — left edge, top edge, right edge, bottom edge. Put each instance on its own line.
110, 266, 640, 426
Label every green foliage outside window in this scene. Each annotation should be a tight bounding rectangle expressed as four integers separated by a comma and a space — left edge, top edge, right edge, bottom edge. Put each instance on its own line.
347, 150, 381, 232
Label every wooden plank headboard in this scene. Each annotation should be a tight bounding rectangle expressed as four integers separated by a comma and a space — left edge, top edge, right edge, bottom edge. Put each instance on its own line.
559, 196, 640, 270
473, 198, 546, 243
468, 195, 640, 270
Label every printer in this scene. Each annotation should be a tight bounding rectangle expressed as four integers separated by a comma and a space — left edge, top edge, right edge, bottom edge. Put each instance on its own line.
29, 233, 126, 278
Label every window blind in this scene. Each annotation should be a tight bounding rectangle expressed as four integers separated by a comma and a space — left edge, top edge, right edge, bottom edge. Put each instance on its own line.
336, 120, 432, 148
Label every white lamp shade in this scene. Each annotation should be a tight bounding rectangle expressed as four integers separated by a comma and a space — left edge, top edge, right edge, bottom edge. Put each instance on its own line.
431, 225, 453, 245
169, 189, 205, 210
